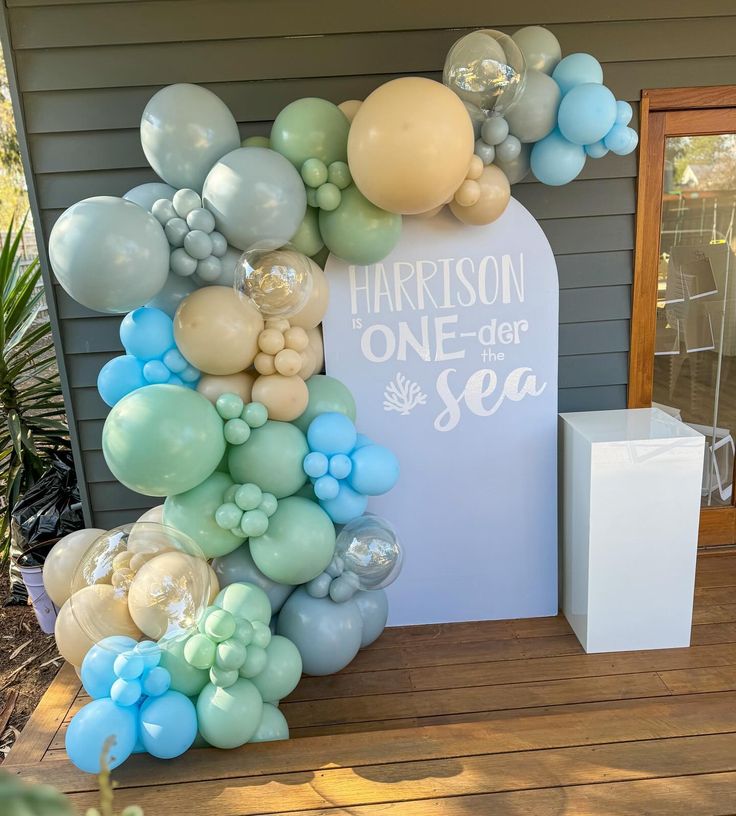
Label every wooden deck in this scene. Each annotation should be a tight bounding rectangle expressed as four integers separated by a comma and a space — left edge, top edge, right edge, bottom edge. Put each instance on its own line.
6, 553, 736, 814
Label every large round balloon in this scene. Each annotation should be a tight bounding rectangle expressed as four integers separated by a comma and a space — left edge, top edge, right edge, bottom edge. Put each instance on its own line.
197, 371, 256, 405
66, 697, 138, 773
347, 77, 474, 215
557, 83, 617, 146
49, 196, 169, 314
197, 677, 263, 749
140, 83, 240, 191
43, 528, 106, 608
102, 384, 225, 496
174, 286, 263, 375
319, 185, 402, 265
277, 588, 363, 675
228, 420, 308, 498
124, 181, 177, 212
354, 589, 389, 648
531, 129, 586, 186
250, 635, 302, 703
552, 53, 604, 96
139, 691, 198, 759
249, 497, 335, 585
293, 375, 356, 434
511, 26, 562, 76
271, 98, 350, 168
211, 543, 294, 613
504, 69, 561, 144
251, 703, 289, 742
202, 147, 306, 250
164, 471, 244, 558
449, 164, 510, 226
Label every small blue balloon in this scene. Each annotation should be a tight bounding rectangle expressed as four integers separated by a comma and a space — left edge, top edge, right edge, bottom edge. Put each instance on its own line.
142, 666, 171, 697
65, 698, 138, 774
531, 129, 586, 186
604, 124, 638, 156
81, 636, 139, 699
348, 444, 400, 496
139, 690, 197, 759
120, 307, 174, 360
552, 53, 603, 95
304, 451, 329, 478
307, 412, 357, 455
615, 100, 633, 126
97, 355, 146, 407
584, 140, 609, 159
111, 677, 142, 707
320, 482, 368, 524
143, 359, 171, 384
329, 453, 352, 480
114, 651, 145, 680
180, 364, 200, 383
163, 347, 188, 373
168, 374, 185, 386
557, 83, 617, 146
314, 474, 340, 500
134, 640, 161, 670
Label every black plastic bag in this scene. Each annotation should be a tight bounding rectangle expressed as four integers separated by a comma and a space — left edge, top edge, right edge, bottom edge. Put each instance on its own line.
6, 451, 84, 604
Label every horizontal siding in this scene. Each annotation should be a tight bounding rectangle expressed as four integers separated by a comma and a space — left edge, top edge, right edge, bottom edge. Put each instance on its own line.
4, 0, 735, 523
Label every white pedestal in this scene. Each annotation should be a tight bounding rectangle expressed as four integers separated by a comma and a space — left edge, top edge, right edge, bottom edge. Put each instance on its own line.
560, 408, 705, 653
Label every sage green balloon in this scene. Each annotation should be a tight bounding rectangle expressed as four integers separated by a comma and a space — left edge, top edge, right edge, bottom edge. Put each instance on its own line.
319, 185, 402, 265
251, 703, 289, 742
196, 677, 263, 749
215, 582, 272, 626
250, 635, 302, 703
250, 497, 335, 585
163, 471, 244, 558
290, 206, 324, 257
159, 637, 209, 697
102, 384, 226, 497
293, 375, 357, 433
271, 98, 349, 168
228, 420, 308, 498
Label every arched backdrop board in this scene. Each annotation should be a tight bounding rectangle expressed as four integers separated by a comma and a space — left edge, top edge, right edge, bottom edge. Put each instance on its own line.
323, 200, 559, 625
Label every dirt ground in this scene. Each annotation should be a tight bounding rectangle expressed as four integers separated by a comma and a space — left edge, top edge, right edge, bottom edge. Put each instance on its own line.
0, 568, 61, 762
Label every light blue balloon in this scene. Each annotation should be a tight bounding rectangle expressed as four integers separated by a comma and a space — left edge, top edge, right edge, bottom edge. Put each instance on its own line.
354, 589, 389, 648
143, 359, 171, 384
531, 129, 586, 186
142, 666, 172, 697
348, 444, 399, 496
49, 196, 170, 314
211, 543, 295, 613
251, 703, 289, 742
194, 245, 240, 287
146, 272, 197, 318
124, 182, 177, 212
65, 698, 138, 774
97, 355, 147, 407
616, 100, 633, 126
141, 83, 241, 192
303, 451, 329, 479
202, 147, 307, 251
557, 83, 617, 146
552, 53, 603, 95
307, 412, 357, 455
80, 636, 139, 699
604, 124, 639, 156
319, 482, 368, 525
111, 677, 142, 707
139, 690, 198, 759
120, 307, 174, 360
584, 140, 609, 159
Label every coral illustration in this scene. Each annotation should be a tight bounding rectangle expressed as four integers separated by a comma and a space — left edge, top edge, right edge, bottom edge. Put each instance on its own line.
383, 373, 427, 416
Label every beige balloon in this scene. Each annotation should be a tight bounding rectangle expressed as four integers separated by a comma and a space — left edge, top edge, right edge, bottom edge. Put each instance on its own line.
414, 204, 445, 219
197, 371, 255, 405
127, 550, 210, 640
251, 373, 309, 422
174, 286, 264, 375
56, 585, 141, 667
43, 528, 105, 608
449, 165, 511, 226
308, 327, 324, 373
287, 259, 329, 330
348, 77, 475, 215
137, 506, 164, 524
338, 99, 362, 122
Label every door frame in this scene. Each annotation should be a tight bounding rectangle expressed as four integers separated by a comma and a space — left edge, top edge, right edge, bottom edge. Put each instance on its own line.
629, 86, 736, 546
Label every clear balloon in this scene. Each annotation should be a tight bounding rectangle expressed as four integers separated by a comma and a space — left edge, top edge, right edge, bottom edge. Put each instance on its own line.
443, 29, 527, 115
335, 514, 403, 591
235, 246, 314, 318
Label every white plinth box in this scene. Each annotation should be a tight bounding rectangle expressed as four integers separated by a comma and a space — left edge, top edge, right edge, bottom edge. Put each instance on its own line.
560, 408, 705, 653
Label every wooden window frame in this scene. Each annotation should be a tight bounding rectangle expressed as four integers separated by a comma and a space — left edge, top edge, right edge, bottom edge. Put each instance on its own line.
629, 86, 736, 547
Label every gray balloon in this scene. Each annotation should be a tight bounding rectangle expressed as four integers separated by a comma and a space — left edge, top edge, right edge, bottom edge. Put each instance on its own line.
512, 26, 562, 76
123, 182, 177, 212
493, 142, 532, 185
146, 272, 197, 318
277, 587, 363, 676
212, 543, 294, 613
140, 83, 241, 192
202, 147, 307, 251
353, 589, 388, 648
49, 196, 169, 314
463, 101, 486, 140
505, 70, 561, 144
194, 245, 240, 288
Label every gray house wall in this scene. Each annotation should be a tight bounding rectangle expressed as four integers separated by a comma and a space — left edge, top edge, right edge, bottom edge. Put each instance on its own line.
1, 0, 735, 528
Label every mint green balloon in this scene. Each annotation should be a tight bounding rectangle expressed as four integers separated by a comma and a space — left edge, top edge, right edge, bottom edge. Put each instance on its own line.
250, 497, 335, 584
291, 206, 324, 257
102, 384, 225, 497
251, 703, 289, 742
159, 638, 209, 697
196, 678, 263, 749
215, 582, 272, 625
319, 185, 402, 265
250, 635, 302, 703
164, 471, 243, 558
271, 98, 349, 168
293, 375, 357, 433
228, 420, 308, 498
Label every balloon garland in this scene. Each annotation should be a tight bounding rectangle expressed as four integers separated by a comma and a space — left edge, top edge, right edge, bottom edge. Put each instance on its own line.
42, 25, 636, 774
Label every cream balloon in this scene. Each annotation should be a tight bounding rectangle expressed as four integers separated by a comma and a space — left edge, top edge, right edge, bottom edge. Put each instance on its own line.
197, 371, 256, 404
58, 585, 141, 667
414, 204, 445, 219
347, 77, 474, 215
338, 99, 362, 122
137, 506, 164, 524
251, 374, 309, 422
174, 286, 263, 375
449, 164, 510, 226
127, 550, 210, 640
288, 260, 329, 330
43, 528, 105, 608
298, 327, 324, 380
